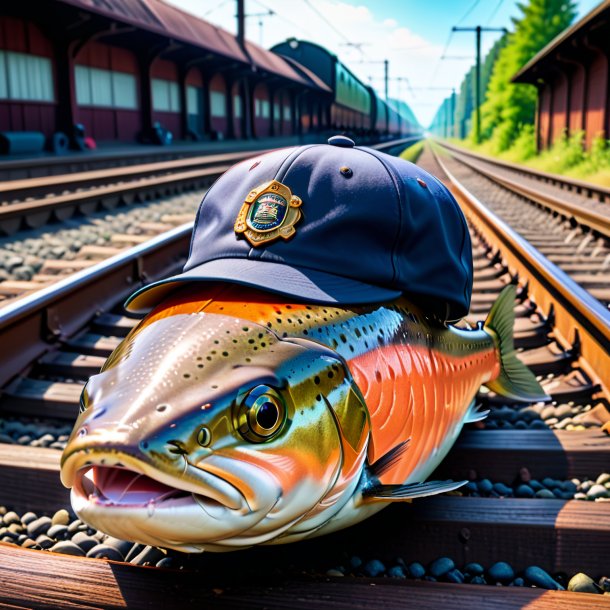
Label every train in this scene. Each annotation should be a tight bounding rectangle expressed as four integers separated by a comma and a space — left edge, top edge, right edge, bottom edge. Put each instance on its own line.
272, 39, 419, 139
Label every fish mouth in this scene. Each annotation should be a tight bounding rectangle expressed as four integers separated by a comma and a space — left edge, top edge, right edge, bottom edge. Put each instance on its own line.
74, 466, 197, 509
67, 451, 247, 514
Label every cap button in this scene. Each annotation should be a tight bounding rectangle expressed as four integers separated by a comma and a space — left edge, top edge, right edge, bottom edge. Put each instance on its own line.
328, 135, 355, 148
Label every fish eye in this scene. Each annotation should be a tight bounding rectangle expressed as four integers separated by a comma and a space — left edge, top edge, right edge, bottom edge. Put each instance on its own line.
234, 385, 286, 443
197, 426, 211, 447
79, 385, 90, 414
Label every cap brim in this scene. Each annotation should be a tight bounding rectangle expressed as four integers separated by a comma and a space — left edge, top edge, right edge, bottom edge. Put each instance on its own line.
124, 258, 401, 312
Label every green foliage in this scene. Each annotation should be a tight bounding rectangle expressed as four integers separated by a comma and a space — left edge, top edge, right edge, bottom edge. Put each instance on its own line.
399, 140, 424, 164
475, 0, 577, 150
505, 124, 537, 160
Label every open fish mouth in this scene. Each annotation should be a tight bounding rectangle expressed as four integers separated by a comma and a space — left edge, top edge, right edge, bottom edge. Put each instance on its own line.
66, 451, 247, 514
74, 466, 198, 509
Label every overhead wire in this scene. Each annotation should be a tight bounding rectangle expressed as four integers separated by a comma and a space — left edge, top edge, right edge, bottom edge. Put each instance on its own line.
486, 0, 505, 25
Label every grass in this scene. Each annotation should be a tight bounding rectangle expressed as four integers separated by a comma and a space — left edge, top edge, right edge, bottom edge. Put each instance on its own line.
449, 128, 610, 187
399, 140, 424, 164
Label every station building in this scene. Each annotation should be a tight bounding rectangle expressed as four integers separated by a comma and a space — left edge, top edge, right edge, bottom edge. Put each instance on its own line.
513, 1, 610, 150
0, 0, 332, 148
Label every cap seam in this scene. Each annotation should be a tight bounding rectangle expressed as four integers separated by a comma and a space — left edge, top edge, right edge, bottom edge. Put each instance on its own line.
356, 147, 403, 285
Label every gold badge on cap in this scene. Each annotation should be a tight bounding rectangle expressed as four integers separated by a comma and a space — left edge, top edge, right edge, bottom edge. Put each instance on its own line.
234, 180, 303, 247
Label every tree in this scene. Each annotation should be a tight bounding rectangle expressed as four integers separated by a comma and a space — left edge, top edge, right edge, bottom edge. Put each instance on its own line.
477, 0, 576, 151
454, 35, 506, 138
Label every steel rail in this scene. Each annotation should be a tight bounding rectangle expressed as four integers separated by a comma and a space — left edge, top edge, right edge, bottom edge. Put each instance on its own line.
0, 223, 192, 387
0, 151, 261, 202
431, 148, 610, 389
0, 137, 421, 202
438, 144, 610, 238
0, 137, 420, 234
437, 140, 610, 203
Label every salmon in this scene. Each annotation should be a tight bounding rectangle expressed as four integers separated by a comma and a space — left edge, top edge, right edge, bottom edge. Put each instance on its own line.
60, 284, 546, 552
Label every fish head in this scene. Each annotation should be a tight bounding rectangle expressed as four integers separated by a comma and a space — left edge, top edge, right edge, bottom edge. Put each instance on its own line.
60, 304, 369, 551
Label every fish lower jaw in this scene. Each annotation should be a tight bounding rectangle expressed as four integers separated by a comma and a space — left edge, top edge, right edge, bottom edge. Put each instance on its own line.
72, 465, 241, 515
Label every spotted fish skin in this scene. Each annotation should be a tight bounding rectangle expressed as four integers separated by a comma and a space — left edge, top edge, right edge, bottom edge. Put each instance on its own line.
60, 283, 544, 551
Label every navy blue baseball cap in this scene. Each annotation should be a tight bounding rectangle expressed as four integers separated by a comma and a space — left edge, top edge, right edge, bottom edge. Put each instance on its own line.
125, 136, 473, 320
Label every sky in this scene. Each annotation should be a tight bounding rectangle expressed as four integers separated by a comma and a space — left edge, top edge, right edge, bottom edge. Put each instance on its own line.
166, 0, 602, 126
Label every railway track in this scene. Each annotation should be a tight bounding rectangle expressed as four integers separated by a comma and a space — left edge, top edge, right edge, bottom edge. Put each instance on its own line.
434, 141, 610, 307
0, 138, 417, 307
0, 141, 608, 608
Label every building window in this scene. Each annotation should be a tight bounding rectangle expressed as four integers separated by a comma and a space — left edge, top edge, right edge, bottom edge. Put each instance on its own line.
254, 98, 261, 117
283, 105, 291, 121
273, 102, 280, 121
186, 85, 201, 116
261, 100, 270, 119
0, 51, 53, 102
210, 90, 226, 117
233, 94, 242, 118
75, 65, 137, 109
151, 78, 180, 112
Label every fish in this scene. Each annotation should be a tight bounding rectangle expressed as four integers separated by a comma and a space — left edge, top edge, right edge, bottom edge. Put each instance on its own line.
60, 283, 547, 552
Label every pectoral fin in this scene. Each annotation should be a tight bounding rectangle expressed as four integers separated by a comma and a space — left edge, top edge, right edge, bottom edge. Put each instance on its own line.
464, 400, 490, 424
361, 479, 467, 503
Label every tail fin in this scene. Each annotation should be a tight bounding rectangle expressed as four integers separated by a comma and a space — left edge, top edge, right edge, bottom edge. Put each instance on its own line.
484, 285, 550, 403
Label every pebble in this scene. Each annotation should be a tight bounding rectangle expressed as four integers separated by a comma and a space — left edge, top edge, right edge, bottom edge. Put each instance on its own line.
511, 577, 525, 587
156, 557, 175, 569
493, 483, 512, 496
349, 556, 363, 570
535, 489, 556, 499
596, 473, 610, 486
51, 509, 71, 526
20, 512, 37, 525
363, 559, 386, 578
477, 479, 493, 494
129, 545, 166, 566
470, 576, 487, 585
83, 544, 123, 561
523, 566, 564, 590
515, 484, 535, 499
0, 193, 200, 283
124, 543, 146, 563
46, 524, 69, 540
26, 516, 52, 538
587, 485, 609, 500
50, 541, 86, 557
488, 562, 515, 584
408, 562, 426, 579
445, 569, 465, 583
568, 573, 601, 594
22, 539, 40, 549
2, 511, 20, 525
325, 568, 345, 577
429, 557, 455, 579
34, 535, 55, 550
8, 523, 24, 535
387, 566, 407, 579
104, 536, 135, 557
464, 563, 485, 577
71, 532, 99, 552
554, 404, 572, 421
67, 519, 86, 534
